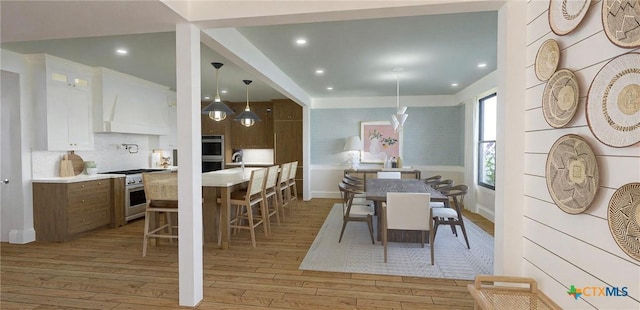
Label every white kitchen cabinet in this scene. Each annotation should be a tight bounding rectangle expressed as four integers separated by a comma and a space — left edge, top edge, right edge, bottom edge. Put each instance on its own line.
27, 54, 94, 151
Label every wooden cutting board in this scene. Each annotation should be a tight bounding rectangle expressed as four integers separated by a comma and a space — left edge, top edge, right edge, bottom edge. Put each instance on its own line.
68, 151, 84, 176
59, 155, 75, 177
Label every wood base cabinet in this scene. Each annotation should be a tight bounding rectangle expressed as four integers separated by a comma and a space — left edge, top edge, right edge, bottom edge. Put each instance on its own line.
33, 179, 114, 242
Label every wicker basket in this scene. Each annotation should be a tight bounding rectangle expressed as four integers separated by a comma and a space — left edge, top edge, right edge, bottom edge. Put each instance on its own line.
467, 275, 562, 310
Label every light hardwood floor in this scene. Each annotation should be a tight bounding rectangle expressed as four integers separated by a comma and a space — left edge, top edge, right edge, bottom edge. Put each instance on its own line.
1, 198, 494, 309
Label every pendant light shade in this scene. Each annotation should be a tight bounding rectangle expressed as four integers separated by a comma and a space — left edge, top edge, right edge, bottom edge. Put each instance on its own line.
391, 72, 408, 133
202, 62, 234, 121
234, 80, 261, 127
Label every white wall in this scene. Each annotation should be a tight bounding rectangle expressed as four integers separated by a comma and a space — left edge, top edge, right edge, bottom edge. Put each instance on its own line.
458, 71, 498, 220
32, 133, 158, 178
523, 1, 640, 309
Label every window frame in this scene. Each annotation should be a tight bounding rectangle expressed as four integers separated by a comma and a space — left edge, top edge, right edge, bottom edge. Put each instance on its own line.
477, 93, 496, 190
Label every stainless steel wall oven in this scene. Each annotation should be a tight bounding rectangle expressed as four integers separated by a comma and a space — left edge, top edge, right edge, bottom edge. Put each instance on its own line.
202, 135, 224, 172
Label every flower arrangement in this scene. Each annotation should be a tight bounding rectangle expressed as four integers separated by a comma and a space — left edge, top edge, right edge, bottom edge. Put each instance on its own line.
369, 129, 397, 147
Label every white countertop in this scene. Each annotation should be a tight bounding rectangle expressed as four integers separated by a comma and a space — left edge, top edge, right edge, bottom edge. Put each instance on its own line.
32, 174, 125, 183
225, 162, 274, 167
202, 167, 264, 187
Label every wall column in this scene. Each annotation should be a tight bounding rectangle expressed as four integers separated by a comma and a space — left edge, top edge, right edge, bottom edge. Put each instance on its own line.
494, 1, 526, 275
175, 23, 203, 306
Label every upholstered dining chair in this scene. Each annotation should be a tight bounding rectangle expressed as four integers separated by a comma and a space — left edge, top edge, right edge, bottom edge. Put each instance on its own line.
142, 172, 179, 257
227, 168, 268, 248
263, 165, 281, 233
383, 192, 433, 264
377, 171, 401, 179
287, 161, 299, 212
432, 184, 470, 249
338, 182, 375, 244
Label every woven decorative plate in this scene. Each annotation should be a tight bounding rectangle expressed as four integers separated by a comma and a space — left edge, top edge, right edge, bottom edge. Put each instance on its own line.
586, 53, 640, 147
602, 0, 640, 48
535, 39, 561, 81
548, 0, 591, 36
542, 69, 579, 128
608, 183, 640, 261
545, 134, 599, 214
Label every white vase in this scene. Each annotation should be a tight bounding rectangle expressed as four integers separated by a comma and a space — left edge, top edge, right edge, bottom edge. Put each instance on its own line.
369, 139, 382, 154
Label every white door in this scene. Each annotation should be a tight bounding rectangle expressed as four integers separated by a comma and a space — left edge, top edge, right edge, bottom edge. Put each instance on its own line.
1, 70, 23, 241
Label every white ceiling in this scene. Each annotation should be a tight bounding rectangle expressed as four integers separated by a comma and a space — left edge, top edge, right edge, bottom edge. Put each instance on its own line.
1, 1, 497, 103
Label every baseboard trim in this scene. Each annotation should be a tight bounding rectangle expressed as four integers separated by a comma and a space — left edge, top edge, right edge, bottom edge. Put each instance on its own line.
9, 228, 36, 244
477, 205, 495, 223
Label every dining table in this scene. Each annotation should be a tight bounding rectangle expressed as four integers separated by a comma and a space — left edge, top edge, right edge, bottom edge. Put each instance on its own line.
201, 167, 263, 250
365, 178, 448, 243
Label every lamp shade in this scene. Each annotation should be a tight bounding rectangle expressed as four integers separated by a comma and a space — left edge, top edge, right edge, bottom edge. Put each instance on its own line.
343, 136, 363, 151
202, 101, 235, 116
234, 108, 261, 127
234, 79, 261, 127
201, 62, 234, 121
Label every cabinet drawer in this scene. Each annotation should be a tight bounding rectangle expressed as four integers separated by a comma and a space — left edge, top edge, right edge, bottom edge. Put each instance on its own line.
68, 189, 110, 206
68, 180, 110, 193
68, 209, 110, 234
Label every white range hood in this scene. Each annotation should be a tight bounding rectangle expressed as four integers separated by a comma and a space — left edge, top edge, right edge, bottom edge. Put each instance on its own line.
93, 67, 172, 136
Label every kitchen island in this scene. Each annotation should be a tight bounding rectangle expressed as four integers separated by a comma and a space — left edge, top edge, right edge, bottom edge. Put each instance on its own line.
202, 167, 263, 249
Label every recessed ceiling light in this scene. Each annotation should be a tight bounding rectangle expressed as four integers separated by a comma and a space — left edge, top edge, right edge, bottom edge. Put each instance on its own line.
326, 87, 334, 91
451, 83, 459, 87
221, 90, 228, 94
315, 69, 324, 75
295, 38, 307, 45
203, 96, 210, 100
116, 48, 128, 55
477, 63, 487, 68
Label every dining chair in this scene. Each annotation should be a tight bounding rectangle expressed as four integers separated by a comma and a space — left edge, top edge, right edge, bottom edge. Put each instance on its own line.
342, 177, 373, 207
141, 172, 179, 257
227, 168, 269, 248
263, 165, 281, 233
338, 182, 375, 244
277, 162, 292, 220
422, 175, 442, 185
287, 161, 299, 212
432, 184, 470, 249
383, 192, 434, 264
430, 179, 454, 191
377, 171, 401, 179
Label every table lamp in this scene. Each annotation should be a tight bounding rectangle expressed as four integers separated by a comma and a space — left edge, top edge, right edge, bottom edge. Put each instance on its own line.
343, 136, 363, 170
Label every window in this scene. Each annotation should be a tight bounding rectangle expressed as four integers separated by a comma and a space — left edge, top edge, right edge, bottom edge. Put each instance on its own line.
478, 93, 497, 190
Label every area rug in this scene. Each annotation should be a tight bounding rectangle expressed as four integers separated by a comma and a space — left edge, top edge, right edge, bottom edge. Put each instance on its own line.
299, 203, 494, 279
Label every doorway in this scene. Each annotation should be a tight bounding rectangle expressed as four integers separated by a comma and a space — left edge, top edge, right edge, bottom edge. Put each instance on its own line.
1, 70, 23, 241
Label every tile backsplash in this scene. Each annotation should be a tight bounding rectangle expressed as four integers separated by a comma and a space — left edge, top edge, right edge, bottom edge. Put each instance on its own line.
32, 133, 156, 178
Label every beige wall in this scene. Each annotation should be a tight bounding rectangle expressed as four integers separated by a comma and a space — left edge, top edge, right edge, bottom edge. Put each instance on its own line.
523, 1, 640, 309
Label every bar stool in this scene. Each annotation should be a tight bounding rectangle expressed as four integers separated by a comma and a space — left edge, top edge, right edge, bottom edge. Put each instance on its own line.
228, 168, 268, 248
287, 161, 299, 213
277, 162, 292, 220
263, 165, 281, 234
141, 172, 179, 257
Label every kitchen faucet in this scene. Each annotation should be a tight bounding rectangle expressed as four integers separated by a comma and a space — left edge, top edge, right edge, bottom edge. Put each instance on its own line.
232, 151, 244, 171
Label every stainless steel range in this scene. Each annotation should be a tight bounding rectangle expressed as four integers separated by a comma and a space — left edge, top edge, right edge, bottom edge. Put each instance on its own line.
100, 169, 166, 222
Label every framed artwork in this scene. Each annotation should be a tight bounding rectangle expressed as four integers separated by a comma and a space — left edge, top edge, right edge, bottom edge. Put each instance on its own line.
360, 121, 402, 163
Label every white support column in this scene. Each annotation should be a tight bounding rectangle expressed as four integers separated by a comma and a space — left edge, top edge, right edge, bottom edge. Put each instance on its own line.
302, 104, 311, 200
494, 1, 526, 276
175, 23, 203, 306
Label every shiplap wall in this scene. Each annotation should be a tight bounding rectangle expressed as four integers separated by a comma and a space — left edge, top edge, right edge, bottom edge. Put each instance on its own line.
524, 1, 640, 309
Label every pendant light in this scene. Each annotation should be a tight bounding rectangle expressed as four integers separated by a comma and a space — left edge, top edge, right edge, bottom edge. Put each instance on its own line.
202, 62, 234, 121
234, 80, 261, 127
391, 70, 408, 133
